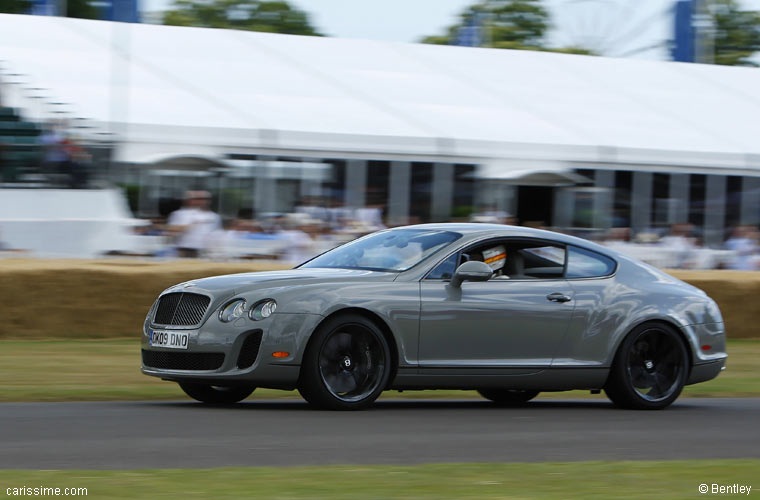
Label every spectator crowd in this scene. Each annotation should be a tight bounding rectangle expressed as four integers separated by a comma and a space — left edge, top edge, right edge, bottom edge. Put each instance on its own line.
127, 191, 760, 271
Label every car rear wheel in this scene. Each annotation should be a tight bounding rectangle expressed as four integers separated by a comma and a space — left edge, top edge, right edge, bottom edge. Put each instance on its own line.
477, 389, 539, 405
179, 382, 255, 404
299, 314, 391, 410
604, 322, 689, 410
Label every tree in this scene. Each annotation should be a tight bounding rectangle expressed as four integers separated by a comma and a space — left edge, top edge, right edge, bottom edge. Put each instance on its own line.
0, 0, 32, 14
711, 0, 760, 66
163, 0, 322, 36
421, 0, 591, 54
66, 0, 99, 19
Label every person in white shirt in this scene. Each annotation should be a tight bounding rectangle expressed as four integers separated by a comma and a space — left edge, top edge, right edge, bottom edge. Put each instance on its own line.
167, 191, 221, 258
725, 225, 759, 271
659, 223, 697, 269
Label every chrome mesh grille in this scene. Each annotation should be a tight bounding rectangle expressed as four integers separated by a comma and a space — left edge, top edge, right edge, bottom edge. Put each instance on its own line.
153, 292, 210, 326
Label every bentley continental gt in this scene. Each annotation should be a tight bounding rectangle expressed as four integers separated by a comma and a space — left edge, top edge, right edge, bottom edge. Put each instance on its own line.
141, 224, 726, 410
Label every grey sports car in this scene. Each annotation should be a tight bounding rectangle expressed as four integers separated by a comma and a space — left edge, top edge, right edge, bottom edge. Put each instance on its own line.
141, 224, 726, 410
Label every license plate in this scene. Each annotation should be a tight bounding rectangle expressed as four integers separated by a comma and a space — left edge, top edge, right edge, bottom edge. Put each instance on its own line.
149, 330, 189, 350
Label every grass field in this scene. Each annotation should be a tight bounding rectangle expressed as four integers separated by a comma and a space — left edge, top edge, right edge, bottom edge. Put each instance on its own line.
0, 460, 756, 499
0, 339, 756, 402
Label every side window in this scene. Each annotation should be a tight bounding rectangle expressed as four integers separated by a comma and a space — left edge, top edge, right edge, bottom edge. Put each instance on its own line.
426, 253, 458, 280
518, 245, 565, 279
566, 246, 616, 278
440, 239, 565, 280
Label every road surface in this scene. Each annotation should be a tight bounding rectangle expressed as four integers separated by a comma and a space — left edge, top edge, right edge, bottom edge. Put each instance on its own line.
1, 398, 757, 469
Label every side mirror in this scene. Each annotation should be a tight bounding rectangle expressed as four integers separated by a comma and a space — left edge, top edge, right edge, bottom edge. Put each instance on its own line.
450, 261, 493, 288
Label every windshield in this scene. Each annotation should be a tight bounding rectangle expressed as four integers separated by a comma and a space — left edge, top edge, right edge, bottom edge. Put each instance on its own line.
301, 229, 461, 272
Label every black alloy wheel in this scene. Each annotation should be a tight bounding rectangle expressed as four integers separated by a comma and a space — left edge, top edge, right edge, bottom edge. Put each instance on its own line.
299, 314, 391, 410
605, 322, 689, 410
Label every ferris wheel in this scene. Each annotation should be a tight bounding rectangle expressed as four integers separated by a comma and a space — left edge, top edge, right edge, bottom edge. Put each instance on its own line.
547, 0, 673, 58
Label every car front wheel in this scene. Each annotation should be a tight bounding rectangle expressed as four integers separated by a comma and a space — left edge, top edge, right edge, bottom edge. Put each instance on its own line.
604, 322, 689, 410
179, 383, 255, 404
299, 314, 391, 410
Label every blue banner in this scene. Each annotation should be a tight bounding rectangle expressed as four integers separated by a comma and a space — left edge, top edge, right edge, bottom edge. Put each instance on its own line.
454, 12, 484, 47
106, 0, 140, 23
28, 0, 140, 22
672, 0, 695, 62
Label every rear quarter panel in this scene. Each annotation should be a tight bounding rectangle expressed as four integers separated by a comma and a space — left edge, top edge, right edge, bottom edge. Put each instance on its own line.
555, 254, 721, 367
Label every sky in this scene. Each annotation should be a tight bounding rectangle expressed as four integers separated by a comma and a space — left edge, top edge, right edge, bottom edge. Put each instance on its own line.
140, 0, 760, 61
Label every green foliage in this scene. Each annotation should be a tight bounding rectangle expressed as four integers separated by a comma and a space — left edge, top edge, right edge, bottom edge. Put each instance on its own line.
0, 0, 32, 14
711, 0, 760, 66
117, 184, 141, 215
66, 0, 99, 19
487, 0, 549, 48
163, 0, 322, 36
421, 0, 591, 55
1, 460, 759, 499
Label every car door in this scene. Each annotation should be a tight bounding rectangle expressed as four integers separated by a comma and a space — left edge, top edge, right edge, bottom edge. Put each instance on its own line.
418, 239, 576, 369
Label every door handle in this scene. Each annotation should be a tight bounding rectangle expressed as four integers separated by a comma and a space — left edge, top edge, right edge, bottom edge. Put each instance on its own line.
546, 292, 571, 303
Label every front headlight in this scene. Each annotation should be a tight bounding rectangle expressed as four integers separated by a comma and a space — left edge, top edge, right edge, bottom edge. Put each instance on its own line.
219, 299, 247, 323
249, 299, 277, 321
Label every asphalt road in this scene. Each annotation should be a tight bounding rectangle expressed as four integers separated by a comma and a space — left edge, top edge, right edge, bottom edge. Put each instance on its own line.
1, 398, 758, 469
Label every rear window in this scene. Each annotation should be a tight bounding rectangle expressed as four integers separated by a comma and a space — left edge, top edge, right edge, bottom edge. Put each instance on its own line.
566, 246, 616, 278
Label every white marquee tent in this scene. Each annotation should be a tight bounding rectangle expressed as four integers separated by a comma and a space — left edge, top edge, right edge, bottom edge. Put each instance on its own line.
1, 13, 760, 177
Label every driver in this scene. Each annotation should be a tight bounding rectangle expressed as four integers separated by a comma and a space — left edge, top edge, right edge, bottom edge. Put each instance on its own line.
481, 244, 508, 279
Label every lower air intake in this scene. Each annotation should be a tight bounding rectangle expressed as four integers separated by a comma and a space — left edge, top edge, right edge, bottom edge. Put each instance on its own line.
142, 350, 224, 371
237, 331, 263, 369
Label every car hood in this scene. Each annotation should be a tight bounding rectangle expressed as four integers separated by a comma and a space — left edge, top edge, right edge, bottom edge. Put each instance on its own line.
166, 267, 397, 296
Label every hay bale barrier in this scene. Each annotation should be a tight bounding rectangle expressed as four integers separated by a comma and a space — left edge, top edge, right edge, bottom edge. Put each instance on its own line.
668, 270, 760, 340
0, 259, 286, 339
0, 259, 758, 339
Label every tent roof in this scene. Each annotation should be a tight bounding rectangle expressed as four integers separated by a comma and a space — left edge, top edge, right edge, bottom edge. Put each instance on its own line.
1, 14, 760, 173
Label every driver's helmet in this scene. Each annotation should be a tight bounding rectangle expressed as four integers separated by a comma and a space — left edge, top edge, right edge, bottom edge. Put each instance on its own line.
481, 244, 507, 271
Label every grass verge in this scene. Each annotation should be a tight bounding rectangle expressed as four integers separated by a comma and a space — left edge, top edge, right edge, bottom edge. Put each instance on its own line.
0, 460, 756, 499
0, 339, 756, 402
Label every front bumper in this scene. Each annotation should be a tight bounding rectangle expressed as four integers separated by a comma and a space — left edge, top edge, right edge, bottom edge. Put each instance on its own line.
141, 311, 323, 390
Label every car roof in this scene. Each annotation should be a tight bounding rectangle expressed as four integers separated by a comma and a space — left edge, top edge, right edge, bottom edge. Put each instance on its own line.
394, 223, 615, 256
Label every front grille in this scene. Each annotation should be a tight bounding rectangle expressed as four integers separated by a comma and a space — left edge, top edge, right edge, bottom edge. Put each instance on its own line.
153, 292, 210, 326
237, 331, 263, 369
142, 349, 224, 371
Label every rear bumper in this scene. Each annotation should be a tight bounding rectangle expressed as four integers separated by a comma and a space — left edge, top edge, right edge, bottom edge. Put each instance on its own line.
686, 358, 726, 385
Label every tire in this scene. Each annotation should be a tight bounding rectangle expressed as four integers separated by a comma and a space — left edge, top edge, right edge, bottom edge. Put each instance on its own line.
179, 382, 255, 404
604, 322, 689, 410
477, 389, 539, 405
298, 313, 392, 410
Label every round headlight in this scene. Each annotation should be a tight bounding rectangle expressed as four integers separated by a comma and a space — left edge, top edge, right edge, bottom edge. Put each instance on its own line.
250, 299, 277, 321
219, 299, 246, 323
